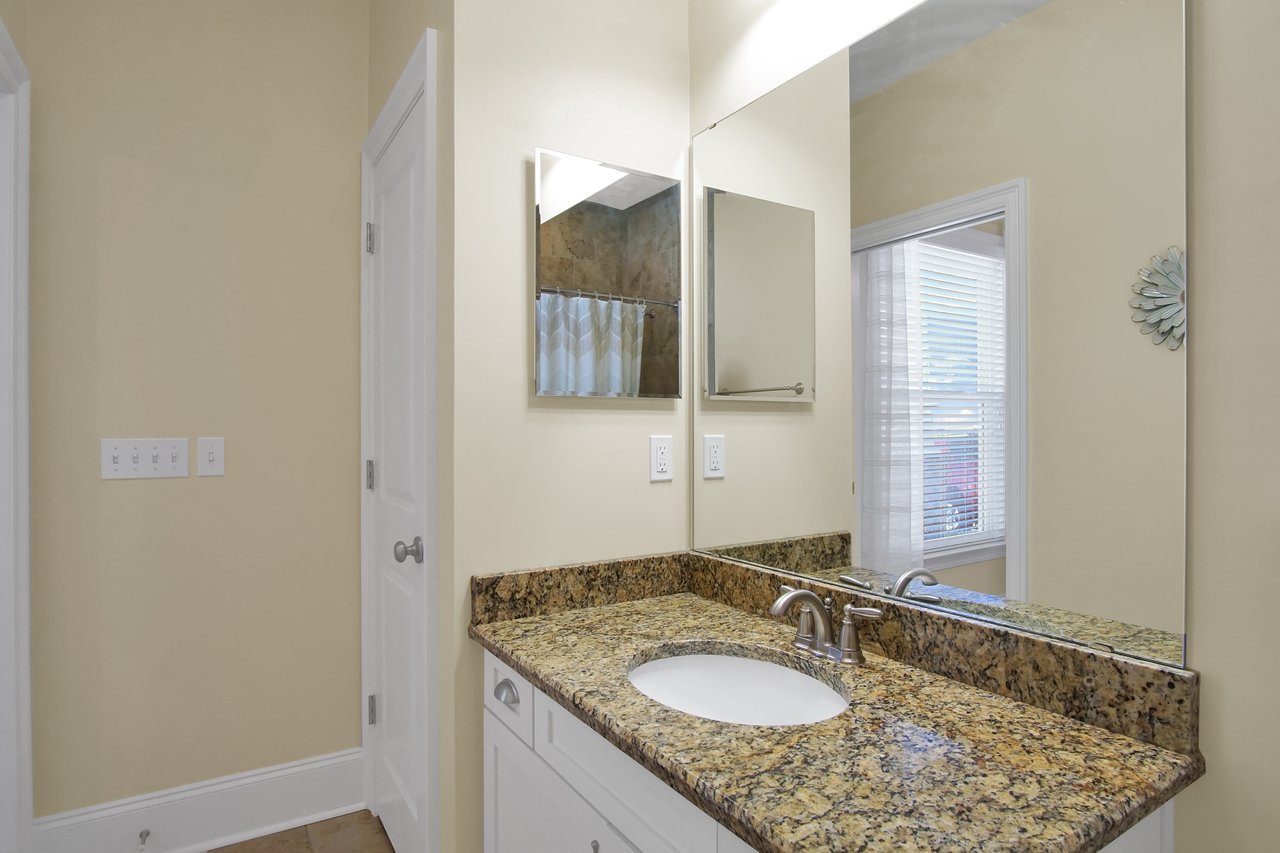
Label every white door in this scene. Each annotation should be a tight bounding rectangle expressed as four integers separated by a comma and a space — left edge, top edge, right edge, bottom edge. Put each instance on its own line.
362, 59, 438, 853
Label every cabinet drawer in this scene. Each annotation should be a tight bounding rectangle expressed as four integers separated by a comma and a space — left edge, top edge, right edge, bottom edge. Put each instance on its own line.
533, 690, 718, 853
483, 650, 534, 748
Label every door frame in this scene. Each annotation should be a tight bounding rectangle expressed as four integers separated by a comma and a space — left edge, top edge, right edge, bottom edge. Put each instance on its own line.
0, 17, 31, 853
850, 179, 1028, 601
359, 27, 441, 843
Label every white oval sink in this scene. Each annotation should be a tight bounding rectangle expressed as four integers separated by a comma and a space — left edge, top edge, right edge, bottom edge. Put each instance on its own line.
628, 652, 848, 726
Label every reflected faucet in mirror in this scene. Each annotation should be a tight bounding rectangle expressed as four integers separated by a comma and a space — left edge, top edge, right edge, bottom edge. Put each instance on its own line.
884, 569, 942, 605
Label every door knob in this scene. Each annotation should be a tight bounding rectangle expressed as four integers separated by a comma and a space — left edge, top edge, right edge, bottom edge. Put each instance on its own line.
393, 536, 424, 564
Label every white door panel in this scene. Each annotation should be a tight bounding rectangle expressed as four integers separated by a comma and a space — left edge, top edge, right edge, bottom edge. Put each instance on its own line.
363, 67, 437, 853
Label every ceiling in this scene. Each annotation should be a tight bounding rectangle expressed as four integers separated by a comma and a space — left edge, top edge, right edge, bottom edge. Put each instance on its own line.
849, 0, 1051, 102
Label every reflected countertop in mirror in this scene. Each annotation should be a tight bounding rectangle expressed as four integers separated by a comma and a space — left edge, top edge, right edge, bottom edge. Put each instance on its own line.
690, 0, 1187, 665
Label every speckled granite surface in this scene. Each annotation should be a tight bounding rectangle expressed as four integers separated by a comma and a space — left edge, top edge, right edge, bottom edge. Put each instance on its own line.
688, 555, 1200, 755
709, 531, 852, 574
471, 594, 1203, 853
702, 534, 1184, 665
470, 552, 688, 623
812, 563, 1184, 664
472, 553, 1199, 755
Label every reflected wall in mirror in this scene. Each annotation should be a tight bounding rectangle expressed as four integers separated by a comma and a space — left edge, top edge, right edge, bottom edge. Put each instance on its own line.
706, 189, 815, 402
691, 0, 1186, 665
534, 149, 682, 398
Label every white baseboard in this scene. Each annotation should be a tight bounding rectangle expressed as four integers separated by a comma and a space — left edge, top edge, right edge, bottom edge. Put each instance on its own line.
30, 748, 364, 853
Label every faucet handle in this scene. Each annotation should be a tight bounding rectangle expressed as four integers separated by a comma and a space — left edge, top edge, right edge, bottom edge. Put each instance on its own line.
836, 604, 882, 665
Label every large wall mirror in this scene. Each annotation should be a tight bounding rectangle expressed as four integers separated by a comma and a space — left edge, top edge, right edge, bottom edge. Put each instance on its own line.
691, 0, 1187, 665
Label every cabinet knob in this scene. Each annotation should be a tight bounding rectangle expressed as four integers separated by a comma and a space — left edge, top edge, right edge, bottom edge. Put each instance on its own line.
493, 678, 520, 708
591, 842, 599, 852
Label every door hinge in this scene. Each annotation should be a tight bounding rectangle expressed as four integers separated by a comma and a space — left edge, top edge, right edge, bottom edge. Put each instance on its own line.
366, 459, 375, 490
365, 222, 375, 254
851, 481, 856, 495
368, 694, 377, 725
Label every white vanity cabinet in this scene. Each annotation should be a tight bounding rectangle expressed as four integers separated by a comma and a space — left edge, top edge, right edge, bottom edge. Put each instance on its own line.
482, 651, 755, 853
482, 651, 1171, 853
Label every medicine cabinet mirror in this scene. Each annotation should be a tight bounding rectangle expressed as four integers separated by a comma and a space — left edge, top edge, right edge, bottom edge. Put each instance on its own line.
534, 148, 681, 398
690, 0, 1187, 666
705, 189, 815, 402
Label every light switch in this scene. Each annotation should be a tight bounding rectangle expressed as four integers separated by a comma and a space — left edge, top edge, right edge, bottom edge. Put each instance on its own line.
649, 435, 673, 483
198, 437, 225, 476
101, 438, 188, 480
703, 435, 725, 479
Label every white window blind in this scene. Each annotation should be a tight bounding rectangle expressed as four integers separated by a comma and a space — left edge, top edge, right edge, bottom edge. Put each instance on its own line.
858, 222, 1006, 573
914, 231, 1005, 551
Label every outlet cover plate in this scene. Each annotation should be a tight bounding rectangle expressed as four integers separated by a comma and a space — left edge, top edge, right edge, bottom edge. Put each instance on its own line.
649, 435, 673, 482
703, 434, 725, 479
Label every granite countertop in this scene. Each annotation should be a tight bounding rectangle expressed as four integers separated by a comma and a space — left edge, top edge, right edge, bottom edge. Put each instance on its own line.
470, 592, 1202, 853
810, 564, 1184, 664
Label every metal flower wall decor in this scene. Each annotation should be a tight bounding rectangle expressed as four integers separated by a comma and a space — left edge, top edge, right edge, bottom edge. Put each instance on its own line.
1130, 246, 1187, 350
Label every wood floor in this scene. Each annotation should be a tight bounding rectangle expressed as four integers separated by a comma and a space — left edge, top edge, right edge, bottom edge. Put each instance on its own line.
211, 810, 394, 853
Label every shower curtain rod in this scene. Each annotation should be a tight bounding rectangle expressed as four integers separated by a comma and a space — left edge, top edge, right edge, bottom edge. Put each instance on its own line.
538, 286, 679, 309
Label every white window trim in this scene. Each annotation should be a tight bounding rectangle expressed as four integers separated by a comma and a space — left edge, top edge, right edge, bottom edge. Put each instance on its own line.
0, 17, 31, 853
852, 179, 1028, 599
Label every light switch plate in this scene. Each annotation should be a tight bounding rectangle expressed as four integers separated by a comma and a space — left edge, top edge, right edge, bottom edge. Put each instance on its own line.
101, 438, 188, 480
198, 437, 225, 476
703, 434, 725, 479
649, 435, 673, 482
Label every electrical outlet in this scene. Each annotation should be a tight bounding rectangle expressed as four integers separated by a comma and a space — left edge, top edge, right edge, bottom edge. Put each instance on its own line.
649, 435, 673, 482
101, 438, 188, 480
703, 435, 725, 479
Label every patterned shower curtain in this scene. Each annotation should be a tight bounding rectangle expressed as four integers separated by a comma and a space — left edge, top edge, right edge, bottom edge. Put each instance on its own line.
537, 293, 646, 396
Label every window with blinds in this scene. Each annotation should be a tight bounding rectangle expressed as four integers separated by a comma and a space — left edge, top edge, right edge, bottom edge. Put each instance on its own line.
913, 226, 1006, 554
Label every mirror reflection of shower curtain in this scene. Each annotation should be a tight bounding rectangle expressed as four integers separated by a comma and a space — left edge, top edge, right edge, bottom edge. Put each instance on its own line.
537, 293, 645, 397
859, 243, 925, 574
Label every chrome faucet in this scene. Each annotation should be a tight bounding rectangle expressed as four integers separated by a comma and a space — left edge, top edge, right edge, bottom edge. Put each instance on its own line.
770, 586, 834, 649
884, 568, 942, 604
770, 585, 882, 665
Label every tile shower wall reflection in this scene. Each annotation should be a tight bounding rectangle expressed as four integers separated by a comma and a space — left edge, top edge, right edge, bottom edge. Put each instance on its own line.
537, 185, 680, 396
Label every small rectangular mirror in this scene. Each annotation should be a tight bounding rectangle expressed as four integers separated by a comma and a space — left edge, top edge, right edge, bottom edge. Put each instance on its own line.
706, 188, 816, 402
534, 148, 682, 398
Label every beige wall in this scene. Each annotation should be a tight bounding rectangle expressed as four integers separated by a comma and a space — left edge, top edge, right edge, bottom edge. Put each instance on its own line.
691, 52, 851, 549
1178, 1, 1280, 849
935, 558, 1005, 597
369, 0, 451, 129
447, 1, 690, 849
25, 0, 369, 815
848, 0, 1185, 633
0, 0, 23, 54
